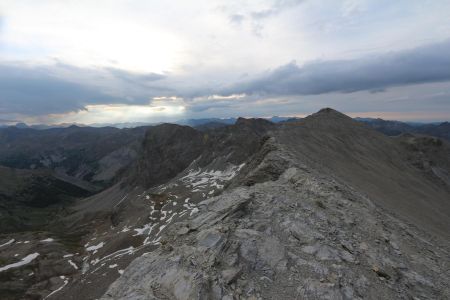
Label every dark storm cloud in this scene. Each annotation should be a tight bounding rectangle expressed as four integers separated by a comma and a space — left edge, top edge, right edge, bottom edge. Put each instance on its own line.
219, 39, 450, 97
0, 63, 168, 115
0, 118, 19, 123
0, 64, 116, 115
2, 39, 450, 119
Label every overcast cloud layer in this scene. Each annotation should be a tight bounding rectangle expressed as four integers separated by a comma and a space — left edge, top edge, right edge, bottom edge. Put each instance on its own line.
0, 0, 449, 123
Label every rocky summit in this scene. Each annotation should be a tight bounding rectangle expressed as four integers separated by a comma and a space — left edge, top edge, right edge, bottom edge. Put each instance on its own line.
0, 109, 449, 300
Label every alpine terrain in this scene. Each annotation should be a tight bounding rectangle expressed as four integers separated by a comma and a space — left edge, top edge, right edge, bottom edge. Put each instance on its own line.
0, 108, 449, 300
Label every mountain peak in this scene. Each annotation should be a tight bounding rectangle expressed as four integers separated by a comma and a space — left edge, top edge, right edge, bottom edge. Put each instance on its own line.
301, 108, 354, 126
317, 107, 337, 114
235, 117, 275, 133
315, 107, 349, 118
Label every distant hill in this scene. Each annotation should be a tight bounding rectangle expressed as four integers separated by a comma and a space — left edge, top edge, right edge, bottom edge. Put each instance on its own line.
0, 166, 91, 233
0, 125, 149, 188
355, 117, 450, 141
0, 116, 304, 130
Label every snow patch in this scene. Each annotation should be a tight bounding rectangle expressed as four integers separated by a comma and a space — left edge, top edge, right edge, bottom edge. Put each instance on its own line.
190, 207, 199, 216
68, 260, 78, 270
86, 242, 104, 254
0, 239, 15, 248
44, 276, 68, 299
0, 253, 40, 272
41, 238, 54, 242
181, 164, 245, 191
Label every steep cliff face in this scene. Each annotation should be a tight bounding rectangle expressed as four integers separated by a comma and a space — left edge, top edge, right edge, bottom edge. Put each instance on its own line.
131, 119, 274, 188
132, 124, 206, 188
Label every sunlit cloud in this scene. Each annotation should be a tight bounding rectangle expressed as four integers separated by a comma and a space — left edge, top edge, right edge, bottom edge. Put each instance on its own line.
28, 104, 186, 125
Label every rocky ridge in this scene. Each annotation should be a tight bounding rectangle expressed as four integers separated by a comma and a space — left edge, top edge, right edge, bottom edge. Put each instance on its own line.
101, 110, 450, 300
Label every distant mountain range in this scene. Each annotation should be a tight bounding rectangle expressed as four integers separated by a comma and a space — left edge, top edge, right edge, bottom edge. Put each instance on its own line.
2, 115, 448, 131
0, 116, 301, 130
354, 117, 450, 141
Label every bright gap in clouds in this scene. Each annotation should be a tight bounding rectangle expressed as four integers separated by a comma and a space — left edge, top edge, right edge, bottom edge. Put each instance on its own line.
41, 103, 186, 125
1, 1, 186, 73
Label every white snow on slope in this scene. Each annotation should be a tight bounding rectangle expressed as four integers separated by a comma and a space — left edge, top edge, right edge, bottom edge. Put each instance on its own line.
0, 239, 14, 248
41, 238, 55, 242
68, 260, 78, 270
181, 164, 245, 190
0, 253, 40, 272
44, 276, 68, 299
86, 242, 104, 253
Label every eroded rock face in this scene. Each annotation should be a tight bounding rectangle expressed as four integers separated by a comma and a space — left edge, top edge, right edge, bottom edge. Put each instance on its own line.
101, 142, 450, 300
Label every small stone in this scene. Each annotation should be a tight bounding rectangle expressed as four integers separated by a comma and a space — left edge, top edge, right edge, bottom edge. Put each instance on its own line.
390, 241, 400, 251
198, 232, 223, 249
341, 241, 354, 253
177, 227, 190, 235
301, 245, 317, 255
359, 242, 369, 251
222, 268, 242, 285
372, 265, 390, 280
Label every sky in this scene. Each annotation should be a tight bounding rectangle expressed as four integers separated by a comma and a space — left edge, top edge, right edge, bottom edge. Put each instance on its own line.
0, 0, 450, 124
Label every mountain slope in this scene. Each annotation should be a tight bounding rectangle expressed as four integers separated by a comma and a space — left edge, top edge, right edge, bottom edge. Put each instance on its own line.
276, 108, 450, 238
0, 125, 148, 188
357, 118, 450, 141
0, 166, 90, 233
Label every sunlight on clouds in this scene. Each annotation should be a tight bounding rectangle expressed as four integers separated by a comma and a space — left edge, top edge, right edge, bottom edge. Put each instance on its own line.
1, 1, 185, 73
41, 104, 186, 125
207, 94, 246, 100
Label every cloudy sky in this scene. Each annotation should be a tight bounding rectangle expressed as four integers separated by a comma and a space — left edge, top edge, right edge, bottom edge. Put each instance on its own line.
0, 0, 450, 124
